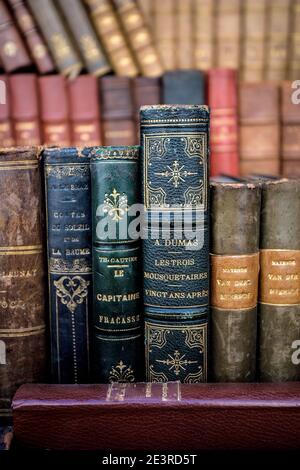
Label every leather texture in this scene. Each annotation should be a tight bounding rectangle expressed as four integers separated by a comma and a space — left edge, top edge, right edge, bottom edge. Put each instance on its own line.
12, 382, 300, 450
44, 147, 94, 384
0, 75, 14, 147
90, 147, 143, 383
265, 0, 290, 81
163, 71, 205, 105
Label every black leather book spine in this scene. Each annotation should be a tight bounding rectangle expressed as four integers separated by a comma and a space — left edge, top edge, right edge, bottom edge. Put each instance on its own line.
90, 146, 143, 383
44, 147, 93, 384
140, 104, 210, 382
162, 70, 205, 105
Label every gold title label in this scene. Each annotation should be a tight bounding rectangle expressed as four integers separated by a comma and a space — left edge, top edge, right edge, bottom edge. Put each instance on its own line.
260, 249, 300, 305
211, 253, 260, 310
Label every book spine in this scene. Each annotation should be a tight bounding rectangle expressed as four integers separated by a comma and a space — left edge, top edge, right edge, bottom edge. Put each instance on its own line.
0, 0, 32, 72
44, 147, 93, 384
9, 74, 41, 146
100, 76, 136, 146
7, 0, 55, 74
69, 75, 101, 147
210, 182, 261, 382
132, 76, 161, 140
162, 70, 205, 105
136, 0, 152, 25
0, 147, 46, 419
176, 0, 193, 69
265, 0, 291, 80
288, 0, 300, 80
0, 75, 14, 147
141, 104, 210, 383
113, 0, 163, 77
90, 146, 143, 383
241, 0, 267, 82
208, 69, 239, 176
239, 82, 280, 176
281, 81, 300, 174
84, 0, 138, 77
259, 180, 300, 382
194, 0, 215, 70
39, 75, 71, 147
56, 0, 110, 76
216, 0, 241, 69
153, 0, 175, 71
28, 0, 82, 78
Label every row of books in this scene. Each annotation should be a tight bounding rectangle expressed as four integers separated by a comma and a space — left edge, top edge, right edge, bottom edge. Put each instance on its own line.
1, 69, 300, 178
0, 106, 299, 420
0, 0, 299, 81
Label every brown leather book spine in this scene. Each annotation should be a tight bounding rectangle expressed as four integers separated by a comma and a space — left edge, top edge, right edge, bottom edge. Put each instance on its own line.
153, 0, 175, 71
39, 75, 71, 147
282, 160, 300, 177
68, 75, 101, 147
9, 74, 41, 146
288, 0, 300, 80
239, 82, 280, 176
176, 0, 193, 69
28, 0, 82, 78
241, 0, 267, 82
13, 382, 300, 450
265, 0, 291, 81
0, 75, 14, 147
84, 0, 138, 77
216, 0, 241, 69
0, 148, 46, 420
281, 81, 300, 175
7, 0, 55, 74
100, 76, 136, 145
0, 0, 32, 72
194, 0, 215, 71
113, 0, 163, 77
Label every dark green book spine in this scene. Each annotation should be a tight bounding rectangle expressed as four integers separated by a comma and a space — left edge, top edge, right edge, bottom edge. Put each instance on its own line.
259, 179, 300, 382
210, 182, 261, 382
90, 146, 143, 383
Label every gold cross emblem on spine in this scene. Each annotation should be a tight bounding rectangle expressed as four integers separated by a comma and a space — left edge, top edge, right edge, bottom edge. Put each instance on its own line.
156, 350, 197, 375
154, 160, 197, 188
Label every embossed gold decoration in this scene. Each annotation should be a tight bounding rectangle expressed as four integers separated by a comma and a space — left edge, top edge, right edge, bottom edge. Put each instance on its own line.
50, 34, 71, 60
109, 360, 135, 383
54, 276, 90, 314
156, 350, 197, 376
3, 41, 17, 57
49, 258, 92, 274
45, 164, 90, 178
155, 160, 197, 188
80, 35, 100, 61
103, 188, 129, 221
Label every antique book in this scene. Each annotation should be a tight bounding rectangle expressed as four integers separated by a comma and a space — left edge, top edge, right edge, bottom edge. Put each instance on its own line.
39, 75, 71, 147
208, 69, 239, 176
9, 74, 41, 146
113, 0, 163, 77
56, 0, 110, 76
289, 0, 300, 80
163, 70, 205, 105
281, 81, 300, 177
68, 75, 101, 147
90, 146, 143, 383
141, 105, 210, 383
152, 0, 175, 71
259, 179, 300, 382
241, 0, 267, 82
194, 0, 215, 70
176, 0, 193, 69
7, 0, 55, 74
210, 182, 261, 382
265, 0, 291, 81
13, 382, 300, 450
0, 75, 14, 147
215, 0, 241, 69
0, 147, 46, 420
239, 82, 280, 176
136, 0, 152, 24
0, 0, 32, 72
100, 76, 136, 146
44, 147, 93, 384
132, 76, 161, 139
28, 0, 82, 78
84, 0, 138, 77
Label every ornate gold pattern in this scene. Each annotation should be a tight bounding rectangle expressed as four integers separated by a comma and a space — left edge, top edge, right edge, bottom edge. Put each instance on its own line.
155, 160, 197, 188
49, 258, 92, 274
108, 360, 135, 383
91, 148, 139, 160
45, 164, 89, 178
149, 327, 168, 349
103, 188, 129, 221
156, 350, 198, 376
54, 276, 90, 314
148, 366, 168, 382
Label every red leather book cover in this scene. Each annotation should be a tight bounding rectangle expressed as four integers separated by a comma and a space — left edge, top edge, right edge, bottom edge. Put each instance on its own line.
208, 69, 239, 176
68, 75, 101, 147
13, 382, 300, 451
0, 75, 14, 147
9, 74, 41, 145
39, 75, 71, 147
